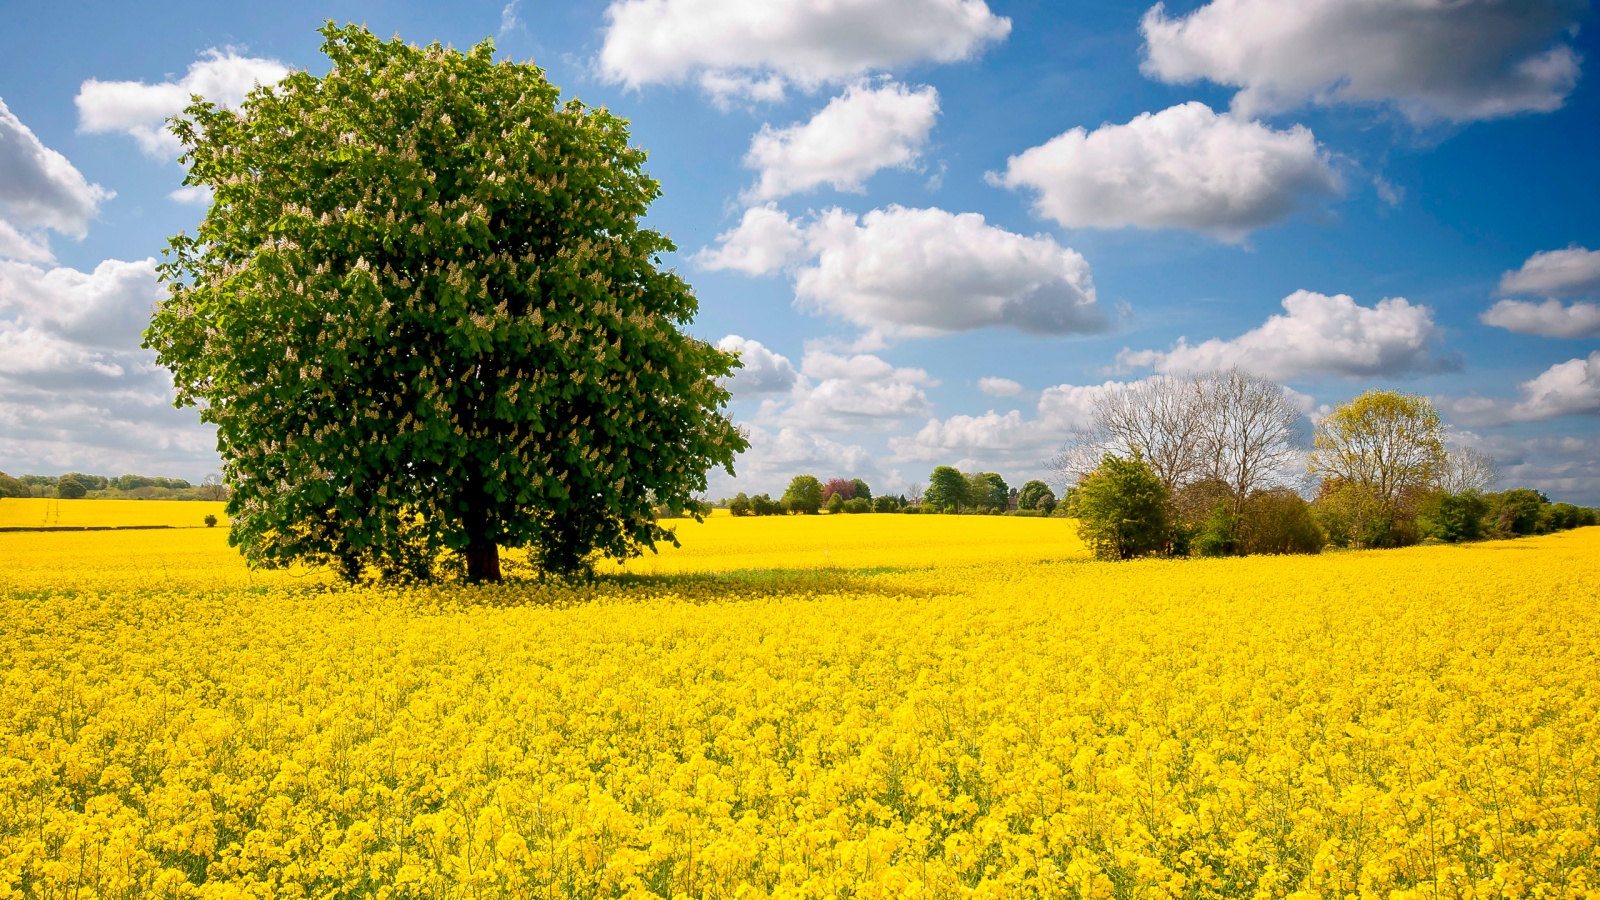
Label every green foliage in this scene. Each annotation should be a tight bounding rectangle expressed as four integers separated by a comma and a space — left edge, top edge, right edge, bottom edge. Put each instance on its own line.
1016, 480, 1055, 513
1237, 489, 1325, 555
1418, 491, 1490, 543
783, 476, 824, 515
727, 493, 751, 517
55, 476, 88, 500
1489, 489, 1549, 537
144, 24, 744, 581
871, 496, 898, 513
844, 497, 870, 514
924, 466, 968, 512
849, 479, 872, 503
966, 472, 1009, 511
826, 492, 845, 515
748, 494, 783, 516
0, 473, 28, 499
1073, 453, 1171, 561
204, 514, 219, 528
1193, 502, 1241, 557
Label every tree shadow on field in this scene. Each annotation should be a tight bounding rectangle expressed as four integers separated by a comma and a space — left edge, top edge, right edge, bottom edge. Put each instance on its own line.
463, 565, 946, 609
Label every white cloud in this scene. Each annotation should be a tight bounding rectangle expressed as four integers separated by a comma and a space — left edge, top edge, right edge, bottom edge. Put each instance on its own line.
989, 102, 1341, 242
705, 423, 879, 498
0, 257, 161, 349
775, 349, 936, 431
1443, 352, 1600, 425
978, 376, 1023, 397
76, 50, 290, 156
694, 204, 808, 275
1117, 290, 1453, 380
167, 185, 214, 206
0, 96, 113, 252
1140, 0, 1585, 124
795, 205, 1106, 338
0, 220, 54, 264
1481, 299, 1600, 339
500, 0, 522, 37
745, 81, 939, 200
597, 0, 1010, 101
717, 335, 799, 395
0, 256, 218, 480
1498, 246, 1600, 298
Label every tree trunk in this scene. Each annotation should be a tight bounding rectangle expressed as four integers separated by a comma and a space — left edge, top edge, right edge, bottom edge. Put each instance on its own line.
463, 484, 502, 583
465, 541, 501, 582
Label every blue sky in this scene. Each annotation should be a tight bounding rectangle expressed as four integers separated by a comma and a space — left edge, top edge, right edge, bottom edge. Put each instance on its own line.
1, 0, 1597, 502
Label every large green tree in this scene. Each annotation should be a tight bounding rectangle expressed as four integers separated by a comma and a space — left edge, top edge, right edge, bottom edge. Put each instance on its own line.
782, 475, 824, 514
145, 25, 746, 581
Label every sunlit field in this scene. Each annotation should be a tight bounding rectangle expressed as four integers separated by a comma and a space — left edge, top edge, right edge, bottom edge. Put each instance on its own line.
2, 508, 1597, 899
0, 497, 228, 529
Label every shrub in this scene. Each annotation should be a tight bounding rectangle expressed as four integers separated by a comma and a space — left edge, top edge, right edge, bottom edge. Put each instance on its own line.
1490, 489, 1549, 537
1192, 502, 1241, 557
55, 476, 88, 500
1237, 489, 1325, 555
204, 514, 219, 528
728, 493, 751, 517
1073, 453, 1170, 561
826, 492, 845, 515
844, 497, 870, 514
749, 494, 783, 516
1418, 491, 1490, 543
871, 496, 898, 513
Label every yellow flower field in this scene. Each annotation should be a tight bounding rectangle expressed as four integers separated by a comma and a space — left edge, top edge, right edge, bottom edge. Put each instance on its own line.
0, 498, 228, 530
1, 512, 1597, 899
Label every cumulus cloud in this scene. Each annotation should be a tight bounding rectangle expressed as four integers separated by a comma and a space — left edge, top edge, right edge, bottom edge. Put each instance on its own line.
1140, 0, 1585, 124
598, 0, 1010, 102
1481, 299, 1600, 339
716, 334, 799, 395
0, 257, 161, 350
796, 205, 1106, 339
1442, 352, 1600, 425
76, 50, 290, 156
889, 380, 1124, 475
1498, 245, 1600, 298
0, 220, 54, 264
1117, 290, 1453, 380
694, 204, 808, 275
696, 204, 1108, 340
977, 376, 1023, 397
0, 97, 113, 256
704, 423, 880, 498
167, 185, 214, 206
745, 81, 939, 200
989, 102, 1341, 242
0, 256, 219, 479
775, 349, 936, 431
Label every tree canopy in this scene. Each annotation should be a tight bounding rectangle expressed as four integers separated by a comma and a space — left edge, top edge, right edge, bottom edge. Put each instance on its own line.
782, 475, 824, 514
1073, 453, 1170, 561
924, 466, 968, 512
145, 24, 745, 581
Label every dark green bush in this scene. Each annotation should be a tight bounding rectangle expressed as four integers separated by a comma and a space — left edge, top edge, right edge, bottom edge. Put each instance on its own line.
1418, 491, 1490, 543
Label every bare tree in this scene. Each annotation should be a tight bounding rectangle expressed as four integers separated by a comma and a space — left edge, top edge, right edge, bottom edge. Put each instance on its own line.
1436, 446, 1500, 494
1193, 369, 1304, 512
1052, 376, 1208, 490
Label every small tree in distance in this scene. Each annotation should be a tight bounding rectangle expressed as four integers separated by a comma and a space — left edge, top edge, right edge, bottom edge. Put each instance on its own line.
783, 475, 824, 514
1017, 480, 1056, 514
822, 478, 855, 503
1074, 453, 1169, 560
56, 476, 88, 500
924, 466, 968, 513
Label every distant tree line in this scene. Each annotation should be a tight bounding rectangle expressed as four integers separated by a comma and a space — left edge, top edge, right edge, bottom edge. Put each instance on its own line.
0, 471, 228, 501
1050, 370, 1597, 561
717, 469, 1061, 518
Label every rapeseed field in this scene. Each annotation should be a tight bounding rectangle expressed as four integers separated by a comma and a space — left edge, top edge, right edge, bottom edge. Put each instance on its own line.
0, 498, 228, 530
1, 513, 1597, 899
